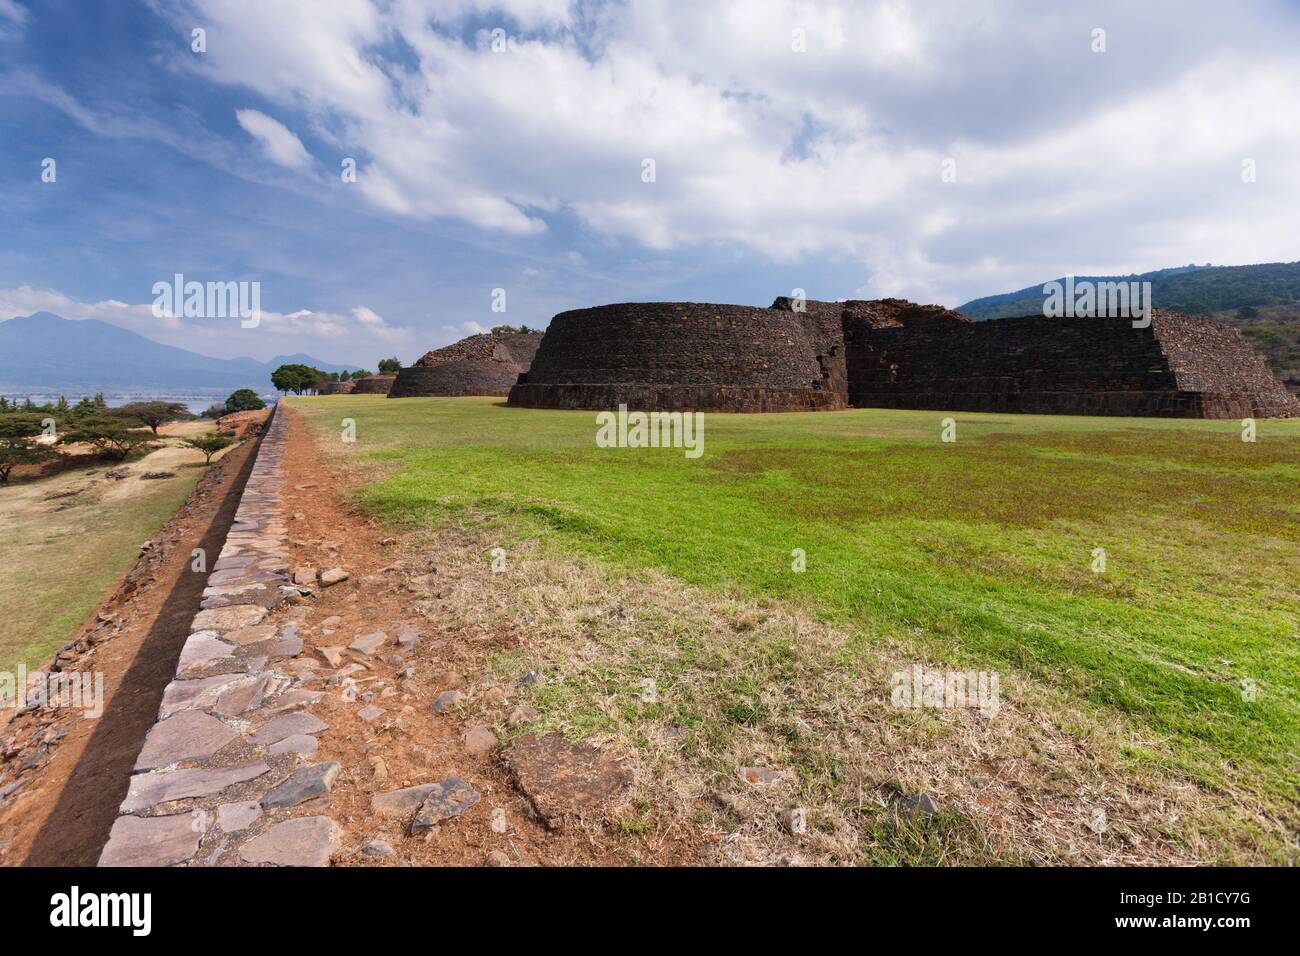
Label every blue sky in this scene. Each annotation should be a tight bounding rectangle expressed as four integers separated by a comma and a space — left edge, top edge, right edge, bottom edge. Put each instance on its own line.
2, 0, 1299, 366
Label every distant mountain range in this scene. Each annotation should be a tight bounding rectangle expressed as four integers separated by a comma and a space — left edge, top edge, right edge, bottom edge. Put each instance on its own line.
0, 312, 353, 394
956, 261, 1300, 320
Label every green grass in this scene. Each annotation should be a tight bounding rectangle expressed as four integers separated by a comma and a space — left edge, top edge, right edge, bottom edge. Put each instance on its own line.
0, 423, 220, 675
290, 396, 1300, 849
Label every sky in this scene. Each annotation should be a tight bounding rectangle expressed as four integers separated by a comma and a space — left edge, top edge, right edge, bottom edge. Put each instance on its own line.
2, 0, 1299, 367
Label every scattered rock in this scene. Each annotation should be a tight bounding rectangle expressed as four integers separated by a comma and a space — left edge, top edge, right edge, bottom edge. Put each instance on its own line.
507, 704, 539, 728
902, 792, 939, 815
261, 762, 340, 810
490, 807, 508, 834
141, 471, 175, 480
432, 690, 466, 713
396, 628, 421, 649
360, 838, 395, 859
463, 725, 497, 755
367, 755, 389, 786
520, 670, 541, 687
411, 777, 481, 832
739, 767, 787, 787
371, 783, 439, 818
781, 807, 808, 834
292, 567, 318, 587
358, 705, 384, 723
348, 631, 388, 655
504, 734, 631, 829
316, 646, 345, 667
239, 815, 340, 867
319, 568, 349, 587
485, 850, 511, 867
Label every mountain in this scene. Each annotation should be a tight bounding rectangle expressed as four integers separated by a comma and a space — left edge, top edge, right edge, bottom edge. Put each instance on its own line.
0, 312, 354, 393
956, 261, 1300, 321
956, 262, 1300, 390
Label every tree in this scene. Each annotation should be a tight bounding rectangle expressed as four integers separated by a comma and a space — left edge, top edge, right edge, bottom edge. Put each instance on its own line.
181, 432, 237, 464
0, 414, 60, 483
351, 368, 374, 380
378, 357, 401, 374
271, 363, 320, 395
109, 401, 193, 435
225, 389, 266, 413
59, 417, 157, 461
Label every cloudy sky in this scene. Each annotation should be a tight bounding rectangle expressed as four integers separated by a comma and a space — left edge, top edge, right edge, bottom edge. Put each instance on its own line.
2, 0, 1298, 366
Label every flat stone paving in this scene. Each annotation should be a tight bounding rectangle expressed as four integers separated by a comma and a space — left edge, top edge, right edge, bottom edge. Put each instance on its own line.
99, 406, 342, 867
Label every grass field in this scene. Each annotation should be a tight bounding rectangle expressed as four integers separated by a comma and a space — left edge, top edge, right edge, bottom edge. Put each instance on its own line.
0, 422, 219, 676
291, 396, 1300, 864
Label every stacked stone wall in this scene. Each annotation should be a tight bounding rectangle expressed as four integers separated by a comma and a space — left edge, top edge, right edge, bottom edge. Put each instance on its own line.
99, 406, 341, 867
508, 302, 847, 411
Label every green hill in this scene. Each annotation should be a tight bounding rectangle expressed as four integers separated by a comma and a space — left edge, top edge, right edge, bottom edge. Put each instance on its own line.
956, 262, 1300, 390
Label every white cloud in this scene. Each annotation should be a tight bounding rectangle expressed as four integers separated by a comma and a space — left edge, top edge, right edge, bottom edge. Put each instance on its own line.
0, 285, 412, 361
235, 108, 314, 170
147, 1, 1300, 302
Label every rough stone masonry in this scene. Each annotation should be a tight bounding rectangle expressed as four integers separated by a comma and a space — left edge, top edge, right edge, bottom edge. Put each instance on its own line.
507, 297, 1298, 418
98, 404, 342, 867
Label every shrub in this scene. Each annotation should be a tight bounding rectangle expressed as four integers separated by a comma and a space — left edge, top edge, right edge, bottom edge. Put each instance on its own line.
225, 389, 266, 413
109, 401, 194, 434
0, 414, 61, 482
58, 417, 157, 461
181, 432, 237, 465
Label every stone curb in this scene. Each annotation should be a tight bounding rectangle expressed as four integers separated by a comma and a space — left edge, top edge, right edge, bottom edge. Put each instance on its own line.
99, 404, 340, 867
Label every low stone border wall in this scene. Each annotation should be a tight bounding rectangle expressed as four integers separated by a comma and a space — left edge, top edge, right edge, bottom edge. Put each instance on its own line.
98, 404, 340, 866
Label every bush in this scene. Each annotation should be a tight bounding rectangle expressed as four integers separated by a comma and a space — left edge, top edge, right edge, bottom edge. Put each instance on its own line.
201, 403, 227, 419
58, 417, 157, 461
0, 414, 61, 482
225, 389, 266, 413
109, 401, 194, 435
181, 432, 237, 464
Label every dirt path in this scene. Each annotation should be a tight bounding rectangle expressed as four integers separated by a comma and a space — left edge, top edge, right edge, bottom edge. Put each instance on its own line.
262, 406, 704, 865
0, 418, 265, 866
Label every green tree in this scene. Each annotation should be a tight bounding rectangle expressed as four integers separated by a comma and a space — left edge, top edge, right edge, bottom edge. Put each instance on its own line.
181, 432, 237, 464
59, 417, 157, 461
378, 357, 401, 374
351, 368, 374, 380
109, 401, 193, 435
225, 388, 266, 413
0, 414, 60, 483
271, 363, 320, 395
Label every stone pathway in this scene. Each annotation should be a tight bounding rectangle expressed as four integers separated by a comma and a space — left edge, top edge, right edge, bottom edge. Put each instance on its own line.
99, 405, 341, 867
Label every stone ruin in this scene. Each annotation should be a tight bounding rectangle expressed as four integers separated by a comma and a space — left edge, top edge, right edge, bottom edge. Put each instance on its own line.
349, 374, 396, 395
507, 297, 1298, 419
318, 380, 356, 395
388, 330, 544, 398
